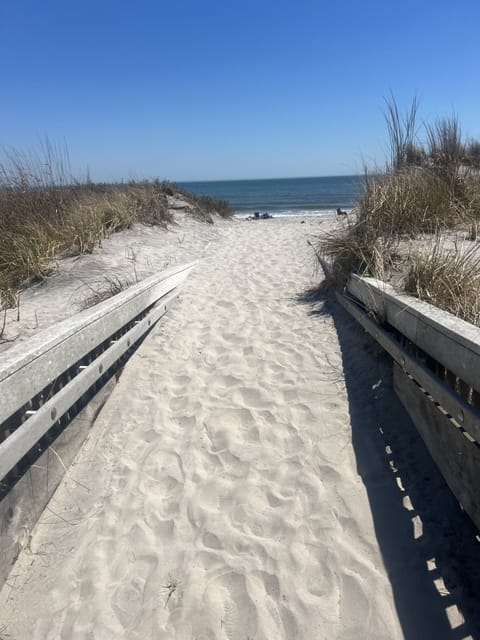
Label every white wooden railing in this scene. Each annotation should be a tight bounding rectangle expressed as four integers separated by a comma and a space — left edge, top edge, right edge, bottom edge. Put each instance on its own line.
0, 262, 195, 479
0, 262, 194, 588
329, 268, 480, 531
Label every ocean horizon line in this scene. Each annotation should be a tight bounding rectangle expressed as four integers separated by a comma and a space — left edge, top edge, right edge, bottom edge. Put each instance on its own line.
178, 173, 362, 185
178, 174, 363, 215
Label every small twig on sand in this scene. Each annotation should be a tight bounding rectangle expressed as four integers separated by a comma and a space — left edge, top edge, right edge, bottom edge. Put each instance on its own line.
126, 246, 139, 283
307, 239, 323, 263
0, 306, 7, 338
0, 305, 18, 344
162, 575, 180, 608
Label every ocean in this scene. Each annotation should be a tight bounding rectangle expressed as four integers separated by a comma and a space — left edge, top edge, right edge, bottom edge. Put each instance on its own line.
178, 175, 363, 218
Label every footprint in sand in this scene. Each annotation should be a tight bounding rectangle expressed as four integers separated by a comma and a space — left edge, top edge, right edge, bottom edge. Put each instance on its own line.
222, 332, 244, 346
188, 479, 232, 522
203, 423, 232, 453
175, 414, 196, 430
338, 571, 371, 632
172, 374, 191, 388
195, 550, 225, 572
266, 491, 284, 508
245, 425, 260, 444
233, 387, 270, 409
217, 450, 250, 478
282, 388, 299, 403
202, 531, 222, 550
142, 449, 184, 484
215, 300, 235, 310
169, 395, 201, 414
204, 406, 254, 431
111, 556, 157, 628
208, 373, 242, 390
206, 572, 258, 640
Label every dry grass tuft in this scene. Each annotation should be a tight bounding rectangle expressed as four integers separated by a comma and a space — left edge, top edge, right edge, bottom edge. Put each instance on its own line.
318, 223, 397, 287
404, 242, 480, 326
0, 222, 60, 291
80, 275, 135, 309
162, 574, 181, 608
178, 190, 232, 221
358, 168, 464, 235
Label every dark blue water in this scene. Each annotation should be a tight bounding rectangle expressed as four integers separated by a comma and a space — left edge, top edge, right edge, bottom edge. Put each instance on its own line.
178, 175, 363, 217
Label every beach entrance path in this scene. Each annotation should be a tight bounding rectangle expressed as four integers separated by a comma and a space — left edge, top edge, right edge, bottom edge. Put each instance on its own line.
0, 218, 406, 639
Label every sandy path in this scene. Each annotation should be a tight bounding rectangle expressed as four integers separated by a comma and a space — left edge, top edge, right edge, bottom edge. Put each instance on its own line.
0, 218, 403, 639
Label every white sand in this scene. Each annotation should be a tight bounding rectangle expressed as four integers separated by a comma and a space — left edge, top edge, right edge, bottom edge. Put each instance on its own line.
0, 215, 407, 638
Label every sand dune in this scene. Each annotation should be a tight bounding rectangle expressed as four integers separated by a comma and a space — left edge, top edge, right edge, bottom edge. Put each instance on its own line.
0, 217, 419, 638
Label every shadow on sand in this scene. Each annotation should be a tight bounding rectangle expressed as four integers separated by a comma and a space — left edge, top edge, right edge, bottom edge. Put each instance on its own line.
297, 285, 480, 640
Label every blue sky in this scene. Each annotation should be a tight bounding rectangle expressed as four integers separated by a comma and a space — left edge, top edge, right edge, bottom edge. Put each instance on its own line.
1, 0, 479, 182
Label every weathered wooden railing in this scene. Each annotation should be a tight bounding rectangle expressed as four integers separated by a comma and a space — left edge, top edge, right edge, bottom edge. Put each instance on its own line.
333, 270, 480, 531
0, 262, 195, 588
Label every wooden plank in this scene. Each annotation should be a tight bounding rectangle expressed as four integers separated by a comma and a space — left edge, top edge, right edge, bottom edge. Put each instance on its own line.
0, 289, 178, 481
347, 274, 480, 392
318, 256, 480, 530
336, 292, 480, 442
0, 374, 118, 592
0, 262, 195, 424
394, 364, 480, 531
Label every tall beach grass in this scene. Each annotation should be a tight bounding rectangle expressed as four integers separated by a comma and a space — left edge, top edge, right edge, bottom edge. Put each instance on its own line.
318, 97, 480, 325
0, 142, 231, 305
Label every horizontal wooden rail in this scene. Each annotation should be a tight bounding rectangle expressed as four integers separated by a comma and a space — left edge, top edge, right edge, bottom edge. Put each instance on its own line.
0, 262, 195, 426
347, 274, 480, 393
0, 289, 178, 481
0, 262, 195, 483
337, 292, 480, 442
318, 256, 480, 530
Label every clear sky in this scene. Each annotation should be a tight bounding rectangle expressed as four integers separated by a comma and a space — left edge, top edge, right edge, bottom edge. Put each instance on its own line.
1, 0, 479, 182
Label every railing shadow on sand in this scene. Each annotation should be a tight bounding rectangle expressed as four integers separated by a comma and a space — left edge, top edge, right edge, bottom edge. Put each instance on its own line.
296, 285, 480, 640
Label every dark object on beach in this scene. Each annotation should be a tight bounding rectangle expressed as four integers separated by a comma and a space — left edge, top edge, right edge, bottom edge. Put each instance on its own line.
247, 211, 273, 220
245, 211, 273, 220
301, 220, 305, 224
336, 207, 348, 217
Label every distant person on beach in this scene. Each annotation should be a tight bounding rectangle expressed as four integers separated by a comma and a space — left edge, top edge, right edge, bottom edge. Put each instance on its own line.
336, 207, 347, 217
248, 211, 273, 220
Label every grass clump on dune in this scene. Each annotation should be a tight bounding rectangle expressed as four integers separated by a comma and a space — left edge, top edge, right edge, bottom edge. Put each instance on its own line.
0, 141, 231, 304
404, 242, 480, 326
318, 96, 480, 325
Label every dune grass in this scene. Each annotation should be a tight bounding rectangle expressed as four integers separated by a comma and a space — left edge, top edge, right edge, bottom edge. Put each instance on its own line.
0, 143, 231, 305
80, 274, 135, 309
404, 242, 480, 327
318, 97, 480, 325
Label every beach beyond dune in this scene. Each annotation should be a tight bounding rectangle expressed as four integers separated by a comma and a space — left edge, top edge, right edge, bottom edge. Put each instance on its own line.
1, 215, 478, 639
